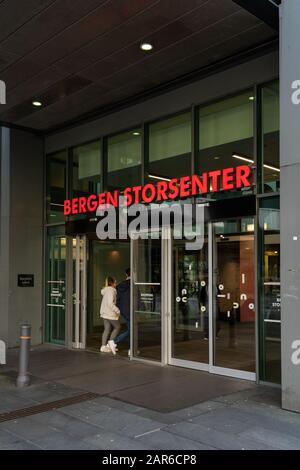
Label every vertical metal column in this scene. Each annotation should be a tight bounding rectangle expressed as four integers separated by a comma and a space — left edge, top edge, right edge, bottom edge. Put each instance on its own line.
208, 222, 214, 370
80, 236, 87, 349
74, 235, 80, 348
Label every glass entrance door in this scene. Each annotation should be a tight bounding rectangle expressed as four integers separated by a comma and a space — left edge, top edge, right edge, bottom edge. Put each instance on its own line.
211, 219, 256, 379
46, 231, 66, 344
131, 231, 166, 362
169, 218, 256, 380
170, 226, 209, 368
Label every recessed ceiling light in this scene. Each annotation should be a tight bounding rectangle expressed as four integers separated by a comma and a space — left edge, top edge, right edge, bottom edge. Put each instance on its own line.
249, 96, 255, 101
32, 100, 42, 107
140, 42, 153, 51
132, 131, 140, 136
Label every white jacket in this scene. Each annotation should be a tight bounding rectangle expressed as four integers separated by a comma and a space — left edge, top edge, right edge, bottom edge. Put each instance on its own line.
100, 286, 120, 320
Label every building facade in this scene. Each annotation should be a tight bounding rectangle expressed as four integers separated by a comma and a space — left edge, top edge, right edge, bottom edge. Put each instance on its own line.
1, 0, 300, 413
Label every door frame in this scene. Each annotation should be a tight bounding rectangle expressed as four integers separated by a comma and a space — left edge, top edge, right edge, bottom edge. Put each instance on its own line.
130, 226, 170, 366
71, 234, 87, 350
167, 220, 257, 382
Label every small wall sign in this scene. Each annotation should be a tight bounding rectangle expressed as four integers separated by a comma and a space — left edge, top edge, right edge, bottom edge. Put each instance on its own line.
18, 274, 34, 287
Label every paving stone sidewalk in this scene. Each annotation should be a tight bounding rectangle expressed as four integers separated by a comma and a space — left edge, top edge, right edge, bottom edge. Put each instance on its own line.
0, 346, 299, 450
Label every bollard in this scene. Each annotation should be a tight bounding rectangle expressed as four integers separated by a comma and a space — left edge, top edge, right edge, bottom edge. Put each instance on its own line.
16, 324, 31, 388
0, 340, 6, 364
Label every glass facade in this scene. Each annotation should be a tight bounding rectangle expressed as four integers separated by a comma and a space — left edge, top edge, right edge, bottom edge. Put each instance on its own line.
198, 91, 254, 199
44, 82, 281, 384
149, 112, 191, 180
107, 129, 142, 191
261, 81, 280, 193
72, 141, 101, 198
46, 151, 67, 223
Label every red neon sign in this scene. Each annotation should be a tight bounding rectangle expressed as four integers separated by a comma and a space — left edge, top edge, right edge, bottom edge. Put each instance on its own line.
64, 165, 251, 216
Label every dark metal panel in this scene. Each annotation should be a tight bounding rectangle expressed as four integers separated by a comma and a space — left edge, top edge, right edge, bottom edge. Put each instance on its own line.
233, 0, 279, 31
1, 0, 158, 92
0, 0, 108, 56
78, 3, 247, 82
0, 0, 277, 131
58, 0, 207, 75
0, 76, 92, 122
0, 0, 55, 42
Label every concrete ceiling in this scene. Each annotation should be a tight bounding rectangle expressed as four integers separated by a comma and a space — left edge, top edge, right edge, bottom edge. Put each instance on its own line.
0, 0, 278, 133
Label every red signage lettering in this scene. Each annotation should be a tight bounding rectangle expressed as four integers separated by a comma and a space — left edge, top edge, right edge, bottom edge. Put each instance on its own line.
63, 165, 252, 216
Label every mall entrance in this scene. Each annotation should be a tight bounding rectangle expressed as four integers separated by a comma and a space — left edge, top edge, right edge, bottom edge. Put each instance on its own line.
67, 211, 256, 380
131, 217, 256, 381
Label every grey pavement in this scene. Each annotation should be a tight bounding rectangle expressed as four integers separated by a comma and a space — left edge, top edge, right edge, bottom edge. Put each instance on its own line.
0, 345, 299, 450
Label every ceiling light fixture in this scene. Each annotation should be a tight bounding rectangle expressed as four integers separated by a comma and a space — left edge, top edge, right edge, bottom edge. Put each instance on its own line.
140, 42, 153, 51
264, 163, 281, 173
232, 153, 280, 172
149, 174, 171, 182
232, 153, 253, 164
32, 100, 42, 107
249, 96, 255, 101
132, 131, 140, 136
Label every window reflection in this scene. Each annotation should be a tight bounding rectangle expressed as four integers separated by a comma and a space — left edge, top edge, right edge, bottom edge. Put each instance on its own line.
46, 151, 67, 223
149, 113, 191, 181
260, 197, 281, 383
72, 141, 101, 198
262, 81, 280, 193
107, 129, 142, 191
198, 92, 254, 199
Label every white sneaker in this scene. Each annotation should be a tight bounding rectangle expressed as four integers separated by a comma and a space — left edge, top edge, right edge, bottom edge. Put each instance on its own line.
100, 345, 111, 353
108, 340, 117, 355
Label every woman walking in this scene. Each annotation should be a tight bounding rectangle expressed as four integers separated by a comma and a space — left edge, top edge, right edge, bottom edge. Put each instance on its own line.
100, 276, 120, 355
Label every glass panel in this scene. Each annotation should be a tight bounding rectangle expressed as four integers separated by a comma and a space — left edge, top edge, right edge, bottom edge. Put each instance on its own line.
149, 113, 191, 181
45, 228, 66, 344
259, 197, 281, 383
198, 91, 254, 200
262, 81, 280, 193
172, 225, 209, 363
72, 141, 101, 197
86, 241, 130, 355
107, 129, 142, 191
132, 235, 162, 361
46, 151, 67, 223
212, 219, 255, 372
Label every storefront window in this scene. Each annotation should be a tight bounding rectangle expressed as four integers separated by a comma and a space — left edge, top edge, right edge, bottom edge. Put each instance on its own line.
259, 197, 281, 383
149, 112, 191, 181
107, 129, 142, 191
46, 151, 67, 223
45, 227, 66, 344
261, 81, 280, 193
72, 140, 101, 198
198, 91, 254, 199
